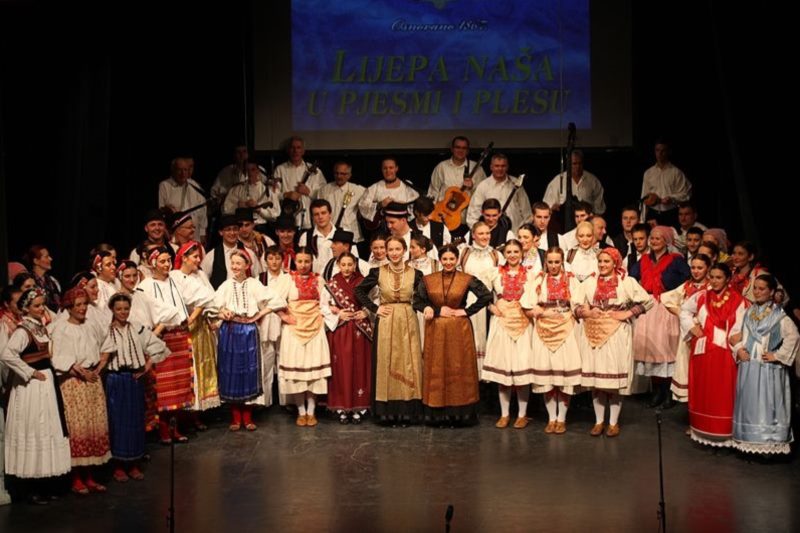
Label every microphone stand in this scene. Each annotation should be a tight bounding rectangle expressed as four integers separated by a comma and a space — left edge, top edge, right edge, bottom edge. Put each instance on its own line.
445, 504, 454, 533
656, 409, 666, 533
167, 417, 176, 533
562, 123, 577, 232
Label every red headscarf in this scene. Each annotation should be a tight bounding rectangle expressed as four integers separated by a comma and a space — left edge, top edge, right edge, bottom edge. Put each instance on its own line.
174, 241, 202, 270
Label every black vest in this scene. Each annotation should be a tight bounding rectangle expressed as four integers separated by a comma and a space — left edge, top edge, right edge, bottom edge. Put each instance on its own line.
418, 220, 446, 248
210, 242, 244, 289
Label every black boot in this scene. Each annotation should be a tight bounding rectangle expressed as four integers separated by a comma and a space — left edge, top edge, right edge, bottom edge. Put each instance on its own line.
662, 386, 677, 410
648, 382, 666, 408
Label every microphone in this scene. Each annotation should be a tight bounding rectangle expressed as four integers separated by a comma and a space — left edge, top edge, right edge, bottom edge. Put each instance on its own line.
567, 122, 576, 142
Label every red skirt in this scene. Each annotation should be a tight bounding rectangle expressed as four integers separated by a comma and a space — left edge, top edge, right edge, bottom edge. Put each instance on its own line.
154, 329, 195, 411
326, 322, 372, 412
688, 339, 737, 442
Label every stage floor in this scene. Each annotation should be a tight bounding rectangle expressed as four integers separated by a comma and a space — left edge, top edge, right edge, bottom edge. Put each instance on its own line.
2, 397, 798, 532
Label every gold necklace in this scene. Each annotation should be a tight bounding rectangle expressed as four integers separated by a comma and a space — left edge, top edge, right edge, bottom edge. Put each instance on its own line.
710, 290, 730, 308
388, 264, 405, 293
749, 303, 773, 322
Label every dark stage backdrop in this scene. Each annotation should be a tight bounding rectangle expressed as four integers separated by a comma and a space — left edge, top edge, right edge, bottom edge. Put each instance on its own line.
0, 2, 789, 298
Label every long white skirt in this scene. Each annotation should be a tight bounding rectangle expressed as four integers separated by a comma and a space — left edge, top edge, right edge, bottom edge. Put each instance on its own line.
248, 340, 277, 407
482, 319, 536, 387
0, 406, 11, 504
531, 324, 583, 395
278, 329, 331, 395
579, 322, 636, 395
4, 369, 72, 478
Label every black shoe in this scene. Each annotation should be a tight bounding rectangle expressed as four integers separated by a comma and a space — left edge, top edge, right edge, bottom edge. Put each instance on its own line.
28, 494, 49, 506
662, 397, 677, 410
337, 411, 349, 424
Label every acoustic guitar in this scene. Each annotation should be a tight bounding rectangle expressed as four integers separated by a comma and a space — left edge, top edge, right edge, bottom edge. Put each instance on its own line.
279, 160, 319, 218
429, 141, 494, 231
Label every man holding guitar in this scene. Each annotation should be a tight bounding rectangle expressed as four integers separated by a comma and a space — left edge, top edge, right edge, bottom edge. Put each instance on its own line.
274, 136, 326, 229
314, 161, 366, 254
428, 136, 487, 204
158, 156, 209, 244
357, 157, 419, 235
466, 153, 532, 233
222, 161, 281, 231
542, 149, 606, 216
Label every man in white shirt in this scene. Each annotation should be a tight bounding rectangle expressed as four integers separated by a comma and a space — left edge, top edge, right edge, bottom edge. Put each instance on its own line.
674, 201, 708, 253
223, 161, 280, 228
314, 161, 366, 248
358, 157, 419, 230
558, 201, 594, 252
428, 135, 487, 204
158, 157, 208, 244
543, 149, 606, 216
641, 139, 692, 227
383, 202, 437, 261
129, 210, 174, 264
411, 196, 451, 249
321, 230, 371, 281
623, 223, 650, 272
466, 153, 531, 232
169, 212, 199, 250
211, 145, 248, 201
531, 202, 559, 251
611, 204, 640, 255
275, 136, 327, 229
297, 199, 338, 274
201, 214, 259, 288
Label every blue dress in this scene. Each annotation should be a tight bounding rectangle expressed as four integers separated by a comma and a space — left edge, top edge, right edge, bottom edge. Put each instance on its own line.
732, 303, 799, 454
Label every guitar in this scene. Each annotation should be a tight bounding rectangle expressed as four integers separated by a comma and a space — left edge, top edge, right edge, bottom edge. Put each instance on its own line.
335, 189, 355, 228
496, 173, 526, 232
280, 160, 319, 218
360, 179, 424, 233
429, 142, 494, 231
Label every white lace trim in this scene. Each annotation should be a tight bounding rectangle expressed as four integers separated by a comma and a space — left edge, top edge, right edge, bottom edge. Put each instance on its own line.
733, 440, 791, 455
690, 431, 734, 448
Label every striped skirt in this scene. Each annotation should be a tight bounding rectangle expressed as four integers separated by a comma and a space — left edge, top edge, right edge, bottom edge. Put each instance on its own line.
154, 328, 195, 411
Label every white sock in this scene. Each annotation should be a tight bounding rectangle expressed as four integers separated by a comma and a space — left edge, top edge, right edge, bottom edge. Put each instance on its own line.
516, 387, 530, 419
306, 392, 316, 417
544, 392, 557, 422
499, 388, 511, 417
609, 394, 622, 426
556, 391, 570, 423
295, 394, 307, 416
592, 391, 607, 424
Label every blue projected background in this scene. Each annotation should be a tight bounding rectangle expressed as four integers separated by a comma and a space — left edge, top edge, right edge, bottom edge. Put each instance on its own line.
291, 0, 590, 131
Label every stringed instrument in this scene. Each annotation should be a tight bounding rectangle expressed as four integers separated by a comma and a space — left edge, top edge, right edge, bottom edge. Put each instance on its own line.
280, 160, 319, 218
429, 141, 494, 231
335, 189, 355, 228
496, 173, 526, 232
360, 179, 425, 233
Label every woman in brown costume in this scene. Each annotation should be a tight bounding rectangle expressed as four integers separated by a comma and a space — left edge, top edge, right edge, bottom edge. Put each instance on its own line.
414, 243, 492, 425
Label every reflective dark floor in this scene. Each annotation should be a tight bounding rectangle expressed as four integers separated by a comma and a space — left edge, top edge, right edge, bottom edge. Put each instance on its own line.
2, 397, 799, 532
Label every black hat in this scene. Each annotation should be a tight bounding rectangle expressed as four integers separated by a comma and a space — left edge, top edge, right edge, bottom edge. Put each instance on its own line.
218, 214, 240, 230
144, 209, 166, 225
169, 211, 193, 231
331, 229, 354, 245
383, 202, 409, 218
274, 215, 296, 231
235, 207, 255, 223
